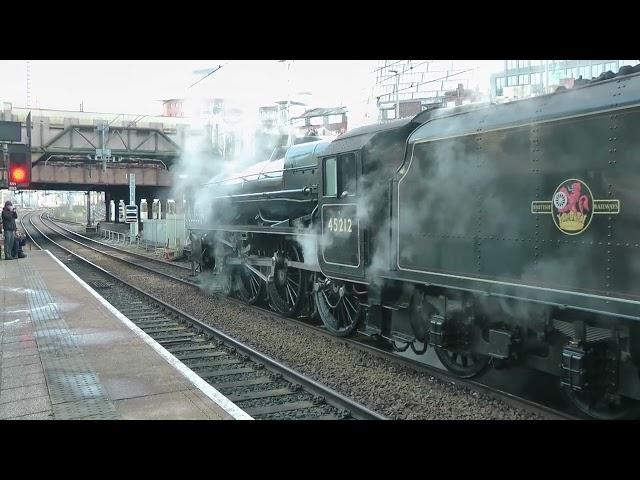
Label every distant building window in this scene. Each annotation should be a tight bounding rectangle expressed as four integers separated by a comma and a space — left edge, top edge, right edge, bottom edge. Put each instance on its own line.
507, 60, 517, 70
507, 75, 517, 86
519, 74, 529, 85
328, 114, 344, 124
531, 73, 541, 85
309, 116, 324, 126
606, 62, 617, 72
497, 77, 505, 89
518, 60, 529, 69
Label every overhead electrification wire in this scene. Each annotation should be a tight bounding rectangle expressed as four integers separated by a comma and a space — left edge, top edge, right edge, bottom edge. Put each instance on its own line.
377, 68, 475, 101
188, 63, 227, 89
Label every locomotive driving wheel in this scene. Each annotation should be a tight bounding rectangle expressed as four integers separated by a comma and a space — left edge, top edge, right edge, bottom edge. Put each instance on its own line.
236, 250, 268, 305
434, 348, 491, 379
267, 242, 306, 317
314, 276, 362, 336
219, 267, 236, 297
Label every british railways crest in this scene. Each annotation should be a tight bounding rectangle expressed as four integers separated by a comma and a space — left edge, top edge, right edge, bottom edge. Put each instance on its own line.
531, 178, 620, 235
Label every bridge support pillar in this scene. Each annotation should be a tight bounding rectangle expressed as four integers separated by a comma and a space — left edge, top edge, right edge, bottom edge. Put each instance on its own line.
105, 191, 111, 224
86, 191, 92, 227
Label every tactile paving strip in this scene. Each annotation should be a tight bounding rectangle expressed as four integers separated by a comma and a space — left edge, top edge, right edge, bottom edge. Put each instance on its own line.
52, 398, 121, 420
46, 370, 106, 404
20, 260, 121, 420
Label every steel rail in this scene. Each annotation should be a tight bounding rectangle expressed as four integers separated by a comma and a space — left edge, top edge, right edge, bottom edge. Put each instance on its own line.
44, 212, 191, 271
41, 211, 578, 419
25, 211, 386, 420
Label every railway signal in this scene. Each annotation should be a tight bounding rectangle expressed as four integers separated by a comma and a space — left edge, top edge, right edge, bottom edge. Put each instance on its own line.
8, 144, 31, 189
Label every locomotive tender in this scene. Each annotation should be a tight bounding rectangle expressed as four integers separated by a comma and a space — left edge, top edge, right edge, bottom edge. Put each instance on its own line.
188, 65, 640, 418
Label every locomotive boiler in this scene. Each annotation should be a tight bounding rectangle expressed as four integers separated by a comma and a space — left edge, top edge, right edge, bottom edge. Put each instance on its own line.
199, 139, 329, 225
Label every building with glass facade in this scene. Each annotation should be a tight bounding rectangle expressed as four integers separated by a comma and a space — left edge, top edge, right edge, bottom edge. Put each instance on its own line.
371, 60, 481, 121
490, 60, 638, 100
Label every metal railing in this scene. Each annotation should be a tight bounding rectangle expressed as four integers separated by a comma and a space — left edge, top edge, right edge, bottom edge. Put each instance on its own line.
101, 228, 129, 244
100, 226, 167, 258
99, 218, 187, 260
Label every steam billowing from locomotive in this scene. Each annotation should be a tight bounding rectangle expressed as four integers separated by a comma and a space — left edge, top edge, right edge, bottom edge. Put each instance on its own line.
184, 63, 640, 419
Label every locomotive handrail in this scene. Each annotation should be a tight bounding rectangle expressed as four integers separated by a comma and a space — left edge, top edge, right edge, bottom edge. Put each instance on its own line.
206, 186, 317, 202
202, 163, 317, 188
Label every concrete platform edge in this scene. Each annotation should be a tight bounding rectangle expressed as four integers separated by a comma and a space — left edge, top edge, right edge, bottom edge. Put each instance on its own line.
44, 250, 253, 420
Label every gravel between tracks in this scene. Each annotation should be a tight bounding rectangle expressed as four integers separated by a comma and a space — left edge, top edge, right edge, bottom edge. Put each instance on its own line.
44, 227, 547, 419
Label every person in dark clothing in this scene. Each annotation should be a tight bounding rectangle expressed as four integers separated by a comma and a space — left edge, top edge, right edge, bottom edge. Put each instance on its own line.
2, 200, 18, 260
12, 231, 26, 259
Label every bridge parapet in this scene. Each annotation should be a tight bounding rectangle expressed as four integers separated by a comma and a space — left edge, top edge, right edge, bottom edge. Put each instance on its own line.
31, 162, 173, 190
0, 104, 188, 168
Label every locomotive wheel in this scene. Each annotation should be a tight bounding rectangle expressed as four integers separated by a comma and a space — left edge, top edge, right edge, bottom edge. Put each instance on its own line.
236, 249, 269, 305
562, 388, 640, 420
434, 347, 491, 379
314, 276, 362, 336
219, 268, 236, 297
267, 243, 306, 317
236, 265, 266, 305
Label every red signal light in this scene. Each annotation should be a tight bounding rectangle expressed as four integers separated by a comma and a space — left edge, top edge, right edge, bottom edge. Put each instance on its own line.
10, 166, 27, 183
7, 145, 31, 188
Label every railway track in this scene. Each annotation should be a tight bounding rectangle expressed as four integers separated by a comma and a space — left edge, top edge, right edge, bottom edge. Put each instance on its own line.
43, 213, 194, 281
33, 211, 578, 419
22, 211, 385, 420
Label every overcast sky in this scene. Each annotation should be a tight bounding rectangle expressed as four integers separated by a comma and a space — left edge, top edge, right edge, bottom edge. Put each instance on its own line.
0, 60, 504, 125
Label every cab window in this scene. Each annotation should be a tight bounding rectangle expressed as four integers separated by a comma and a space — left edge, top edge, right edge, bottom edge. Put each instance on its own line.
323, 153, 357, 198
339, 153, 357, 196
323, 157, 337, 196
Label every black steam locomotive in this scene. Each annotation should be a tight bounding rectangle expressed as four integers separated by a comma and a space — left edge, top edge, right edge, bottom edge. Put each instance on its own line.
188, 64, 640, 418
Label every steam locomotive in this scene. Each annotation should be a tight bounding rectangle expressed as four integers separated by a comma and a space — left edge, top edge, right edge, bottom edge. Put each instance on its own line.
188, 64, 640, 419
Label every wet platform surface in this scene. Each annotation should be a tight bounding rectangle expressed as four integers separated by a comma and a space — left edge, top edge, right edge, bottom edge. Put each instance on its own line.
0, 251, 248, 420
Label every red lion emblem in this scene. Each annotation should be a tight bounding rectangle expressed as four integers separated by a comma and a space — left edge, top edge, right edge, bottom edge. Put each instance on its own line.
557, 182, 590, 214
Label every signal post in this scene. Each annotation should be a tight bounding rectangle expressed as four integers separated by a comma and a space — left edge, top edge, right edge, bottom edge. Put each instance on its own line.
126, 174, 139, 243
0, 118, 31, 191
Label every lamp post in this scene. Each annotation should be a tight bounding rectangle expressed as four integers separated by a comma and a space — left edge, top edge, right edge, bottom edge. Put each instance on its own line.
389, 69, 400, 119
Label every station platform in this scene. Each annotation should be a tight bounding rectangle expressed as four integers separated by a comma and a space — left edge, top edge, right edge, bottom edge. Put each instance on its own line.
0, 251, 250, 420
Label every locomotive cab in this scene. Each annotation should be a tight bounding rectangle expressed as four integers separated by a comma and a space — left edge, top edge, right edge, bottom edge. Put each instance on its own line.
315, 113, 435, 283
318, 150, 363, 278
313, 113, 438, 336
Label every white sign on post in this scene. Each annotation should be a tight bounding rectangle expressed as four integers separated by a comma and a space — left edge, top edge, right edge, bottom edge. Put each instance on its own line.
125, 205, 138, 224
128, 173, 137, 242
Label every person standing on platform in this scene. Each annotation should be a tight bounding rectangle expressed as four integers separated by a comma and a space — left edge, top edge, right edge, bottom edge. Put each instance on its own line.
2, 200, 18, 260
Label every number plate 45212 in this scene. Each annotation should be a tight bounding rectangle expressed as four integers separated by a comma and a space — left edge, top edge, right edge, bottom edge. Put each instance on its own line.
326, 217, 353, 233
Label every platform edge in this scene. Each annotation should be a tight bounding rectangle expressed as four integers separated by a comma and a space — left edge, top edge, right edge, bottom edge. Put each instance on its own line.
44, 250, 253, 420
